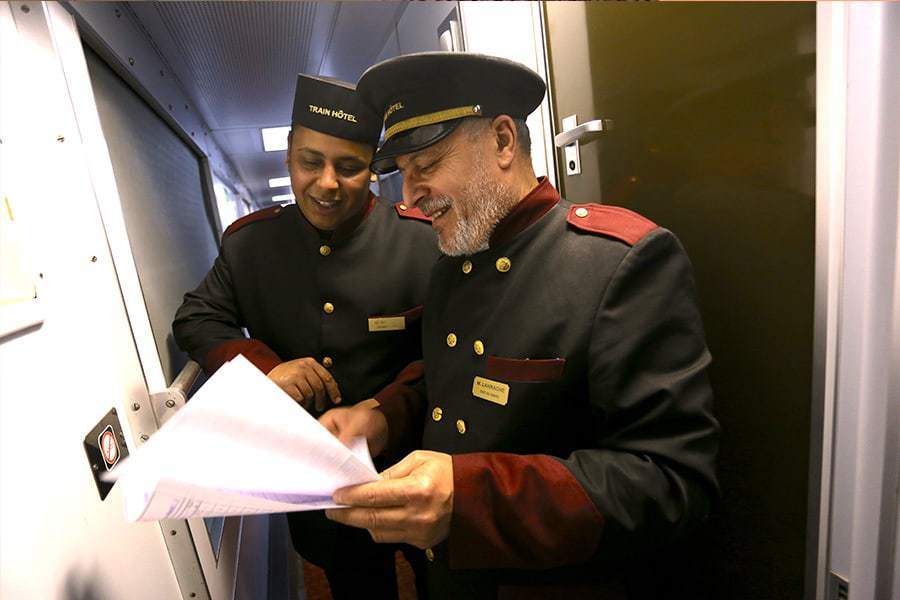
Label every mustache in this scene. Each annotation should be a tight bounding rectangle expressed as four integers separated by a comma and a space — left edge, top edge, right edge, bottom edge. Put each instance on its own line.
416, 196, 452, 217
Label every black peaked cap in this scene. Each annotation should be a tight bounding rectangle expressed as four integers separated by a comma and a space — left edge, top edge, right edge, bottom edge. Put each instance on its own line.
291, 74, 382, 147
356, 52, 546, 174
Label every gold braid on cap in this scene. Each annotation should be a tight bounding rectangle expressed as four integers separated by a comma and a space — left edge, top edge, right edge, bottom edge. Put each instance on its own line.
383, 105, 482, 141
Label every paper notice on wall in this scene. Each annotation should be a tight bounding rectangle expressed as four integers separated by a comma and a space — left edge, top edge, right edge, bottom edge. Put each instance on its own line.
109, 355, 378, 522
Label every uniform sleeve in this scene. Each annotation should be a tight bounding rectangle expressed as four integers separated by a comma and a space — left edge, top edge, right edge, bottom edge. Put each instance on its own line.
172, 250, 282, 375
373, 360, 427, 459
448, 228, 720, 570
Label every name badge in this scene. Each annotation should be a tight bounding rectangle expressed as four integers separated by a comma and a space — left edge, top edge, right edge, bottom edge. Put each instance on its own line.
368, 316, 406, 332
472, 376, 509, 406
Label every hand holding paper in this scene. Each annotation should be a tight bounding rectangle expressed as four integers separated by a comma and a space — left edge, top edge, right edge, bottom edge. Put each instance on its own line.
109, 355, 379, 521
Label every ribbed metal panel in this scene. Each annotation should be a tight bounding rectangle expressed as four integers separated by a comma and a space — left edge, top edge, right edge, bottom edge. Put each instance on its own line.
115, 1, 413, 203
86, 44, 219, 386
151, 1, 318, 128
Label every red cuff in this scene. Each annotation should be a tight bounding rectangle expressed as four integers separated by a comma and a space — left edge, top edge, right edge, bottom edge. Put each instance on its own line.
202, 339, 282, 375
450, 453, 604, 570
373, 361, 426, 457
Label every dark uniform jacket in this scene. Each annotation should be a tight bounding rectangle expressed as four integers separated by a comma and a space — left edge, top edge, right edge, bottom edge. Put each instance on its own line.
377, 178, 719, 599
172, 193, 440, 568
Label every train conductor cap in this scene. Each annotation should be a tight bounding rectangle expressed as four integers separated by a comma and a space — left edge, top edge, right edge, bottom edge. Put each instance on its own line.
291, 73, 382, 148
356, 52, 546, 174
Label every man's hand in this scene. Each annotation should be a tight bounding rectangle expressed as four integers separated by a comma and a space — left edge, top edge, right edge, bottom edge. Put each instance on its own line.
267, 357, 341, 412
318, 400, 388, 457
325, 451, 453, 549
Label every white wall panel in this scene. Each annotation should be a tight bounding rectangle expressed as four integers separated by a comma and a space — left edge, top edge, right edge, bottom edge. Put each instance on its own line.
818, 2, 900, 597
459, 1, 557, 186
375, 29, 400, 66
0, 2, 180, 598
396, 1, 456, 55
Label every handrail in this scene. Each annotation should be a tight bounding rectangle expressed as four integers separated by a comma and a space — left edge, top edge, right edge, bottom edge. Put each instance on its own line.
150, 360, 202, 427
170, 360, 201, 398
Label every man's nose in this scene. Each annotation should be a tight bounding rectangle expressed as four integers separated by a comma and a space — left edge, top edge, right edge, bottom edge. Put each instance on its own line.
318, 164, 339, 190
403, 177, 426, 208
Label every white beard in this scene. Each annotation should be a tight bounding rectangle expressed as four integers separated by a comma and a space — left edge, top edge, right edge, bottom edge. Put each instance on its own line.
429, 161, 518, 257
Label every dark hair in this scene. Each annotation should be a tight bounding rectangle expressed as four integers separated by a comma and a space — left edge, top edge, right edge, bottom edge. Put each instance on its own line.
513, 118, 531, 159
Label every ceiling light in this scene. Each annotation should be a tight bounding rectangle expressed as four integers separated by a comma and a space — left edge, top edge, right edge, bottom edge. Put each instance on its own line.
268, 176, 291, 188
272, 193, 295, 203
261, 126, 291, 152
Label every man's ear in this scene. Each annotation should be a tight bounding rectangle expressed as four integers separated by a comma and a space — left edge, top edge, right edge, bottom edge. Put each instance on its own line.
491, 115, 518, 170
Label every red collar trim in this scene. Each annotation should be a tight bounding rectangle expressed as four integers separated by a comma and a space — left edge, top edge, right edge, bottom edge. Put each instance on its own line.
489, 177, 560, 248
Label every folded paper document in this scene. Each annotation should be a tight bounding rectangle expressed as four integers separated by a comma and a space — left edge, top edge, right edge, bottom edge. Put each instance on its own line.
109, 355, 379, 521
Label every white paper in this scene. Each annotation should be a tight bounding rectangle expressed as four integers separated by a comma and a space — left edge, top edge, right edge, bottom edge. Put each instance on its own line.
110, 355, 379, 521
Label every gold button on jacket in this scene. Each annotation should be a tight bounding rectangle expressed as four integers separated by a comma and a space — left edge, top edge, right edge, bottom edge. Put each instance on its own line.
323, 302, 334, 314
319, 245, 331, 256
446, 332, 457, 347
495, 257, 511, 272
432, 407, 443, 421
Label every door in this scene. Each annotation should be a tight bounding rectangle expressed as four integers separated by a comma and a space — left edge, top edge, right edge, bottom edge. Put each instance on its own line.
545, 4, 816, 598
83, 41, 251, 600
43, 3, 260, 596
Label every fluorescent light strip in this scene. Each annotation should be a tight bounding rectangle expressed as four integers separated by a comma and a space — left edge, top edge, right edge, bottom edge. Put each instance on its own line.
272, 193, 295, 203
268, 176, 291, 188
261, 126, 291, 152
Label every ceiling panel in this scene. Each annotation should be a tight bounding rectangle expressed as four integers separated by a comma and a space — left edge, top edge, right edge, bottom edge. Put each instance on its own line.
125, 1, 410, 204
225, 149, 292, 201
148, 1, 319, 129
319, 1, 407, 81
211, 128, 265, 157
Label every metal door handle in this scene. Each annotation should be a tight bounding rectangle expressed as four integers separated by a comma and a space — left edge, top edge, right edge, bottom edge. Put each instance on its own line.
554, 119, 614, 148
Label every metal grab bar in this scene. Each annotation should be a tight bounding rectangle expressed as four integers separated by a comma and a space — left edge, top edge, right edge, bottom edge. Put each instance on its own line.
170, 360, 201, 398
150, 360, 202, 427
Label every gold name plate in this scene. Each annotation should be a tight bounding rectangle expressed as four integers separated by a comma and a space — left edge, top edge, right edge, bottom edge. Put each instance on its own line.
368, 316, 406, 332
472, 376, 509, 406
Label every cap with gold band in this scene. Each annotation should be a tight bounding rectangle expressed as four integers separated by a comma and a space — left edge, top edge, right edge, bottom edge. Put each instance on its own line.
291, 74, 382, 148
356, 52, 546, 174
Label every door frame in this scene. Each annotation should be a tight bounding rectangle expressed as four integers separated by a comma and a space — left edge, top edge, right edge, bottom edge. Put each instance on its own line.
45, 3, 242, 598
811, 4, 900, 599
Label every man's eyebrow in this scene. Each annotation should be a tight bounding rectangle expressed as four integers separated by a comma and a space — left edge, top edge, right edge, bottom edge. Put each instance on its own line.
295, 147, 366, 163
413, 146, 445, 165
398, 144, 444, 172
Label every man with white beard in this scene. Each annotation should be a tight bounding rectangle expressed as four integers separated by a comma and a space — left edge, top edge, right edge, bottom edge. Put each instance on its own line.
320, 53, 720, 598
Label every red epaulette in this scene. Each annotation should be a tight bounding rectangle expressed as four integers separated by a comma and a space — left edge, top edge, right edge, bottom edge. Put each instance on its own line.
224, 206, 284, 236
566, 204, 657, 246
394, 202, 432, 223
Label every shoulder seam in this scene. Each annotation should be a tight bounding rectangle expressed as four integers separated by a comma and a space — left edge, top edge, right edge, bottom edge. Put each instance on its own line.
224, 206, 284, 237
566, 203, 657, 246
394, 203, 432, 223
